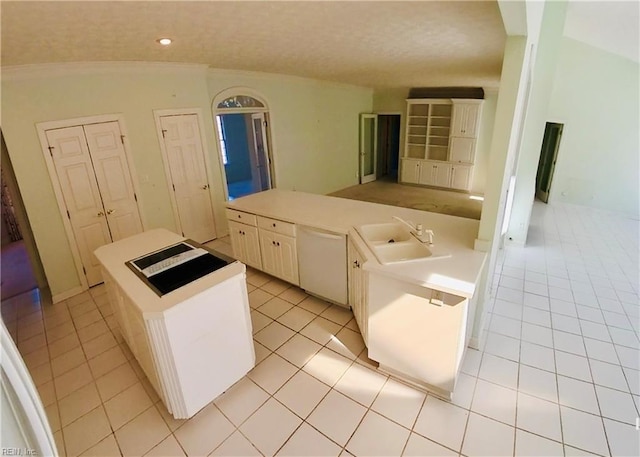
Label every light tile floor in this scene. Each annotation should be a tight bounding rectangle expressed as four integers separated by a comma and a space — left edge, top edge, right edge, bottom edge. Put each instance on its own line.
2, 201, 638, 456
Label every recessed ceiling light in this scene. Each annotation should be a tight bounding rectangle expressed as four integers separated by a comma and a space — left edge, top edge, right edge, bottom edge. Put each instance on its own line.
157, 38, 172, 46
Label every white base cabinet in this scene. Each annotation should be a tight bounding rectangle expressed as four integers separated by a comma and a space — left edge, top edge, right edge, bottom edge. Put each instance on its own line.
450, 165, 473, 190
401, 159, 421, 184
402, 159, 471, 190
257, 216, 298, 285
259, 230, 298, 285
367, 272, 468, 399
419, 161, 451, 187
348, 238, 369, 344
227, 208, 299, 286
228, 220, 262, 269
95, 229, 255, 419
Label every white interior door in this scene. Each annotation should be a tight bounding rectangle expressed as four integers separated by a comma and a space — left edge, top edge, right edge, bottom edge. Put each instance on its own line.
84, 122, 143, 241
360, 114, 378, 183
46, 126, 112, 286
160, 114, 216, 243
251, 113, 272, 191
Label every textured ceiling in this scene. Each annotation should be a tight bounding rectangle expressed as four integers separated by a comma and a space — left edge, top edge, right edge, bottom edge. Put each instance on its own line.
0, 1, 507, 89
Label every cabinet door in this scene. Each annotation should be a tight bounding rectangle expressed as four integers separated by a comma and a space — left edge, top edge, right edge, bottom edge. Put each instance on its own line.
450, 165, 472, 190
243, 225, 262, 269
418, 163, 435, 186
434, 164, 452, 187
228, 220, 246, 261
451, 103, 481, 138
259, 230, 279, 277
347, 240, 368, 344
277, 234, 299, 285
449, 137, 476, 163
401, 159, 421, 184
462, 104, 481, 137
229, 221, 262, 269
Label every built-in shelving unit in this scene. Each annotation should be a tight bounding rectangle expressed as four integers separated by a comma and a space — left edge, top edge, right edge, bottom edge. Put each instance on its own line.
401, 98, 482, 191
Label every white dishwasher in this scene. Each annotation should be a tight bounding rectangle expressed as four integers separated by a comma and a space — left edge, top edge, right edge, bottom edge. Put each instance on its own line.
297, 226, 348, 307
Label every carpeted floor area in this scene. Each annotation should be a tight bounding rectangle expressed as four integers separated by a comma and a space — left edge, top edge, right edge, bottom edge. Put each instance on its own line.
329, 179, 483, 220
1, 240, 38, 300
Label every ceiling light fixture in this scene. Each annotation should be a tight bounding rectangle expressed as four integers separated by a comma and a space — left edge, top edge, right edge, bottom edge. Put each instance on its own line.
157, 38, 172, 46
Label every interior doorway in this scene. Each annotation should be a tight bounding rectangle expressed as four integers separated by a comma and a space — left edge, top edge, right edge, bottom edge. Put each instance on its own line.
359, 113, 401, 184
1, 131, 46, 300
213, 92, 274, 201
376, 115, 401, 181
535, 122, 564, 203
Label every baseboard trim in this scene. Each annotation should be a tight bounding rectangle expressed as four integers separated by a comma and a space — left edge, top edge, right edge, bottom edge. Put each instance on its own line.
52, 286, 85, 304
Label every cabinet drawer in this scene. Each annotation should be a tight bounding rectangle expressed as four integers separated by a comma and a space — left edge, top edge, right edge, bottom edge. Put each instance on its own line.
257, 216, 296, 237
226, 209, 257, 226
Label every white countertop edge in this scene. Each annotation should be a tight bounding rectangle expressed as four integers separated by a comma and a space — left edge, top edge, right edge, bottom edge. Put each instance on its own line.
226, 190, 487, 298
349, 228, 483, 298
95, 229, 247, 315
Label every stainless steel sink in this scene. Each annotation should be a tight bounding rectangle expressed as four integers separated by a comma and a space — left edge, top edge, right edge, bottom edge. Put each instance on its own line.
356, 222, 450, 264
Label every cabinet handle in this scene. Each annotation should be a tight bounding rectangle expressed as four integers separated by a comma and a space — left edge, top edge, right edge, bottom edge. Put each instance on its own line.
276, 242, 280, 246
201, 184, 209, 190
272, 223, 276, 228
272, 241, 276, 245
97, 211, 104, 217
106, 209, 115, 215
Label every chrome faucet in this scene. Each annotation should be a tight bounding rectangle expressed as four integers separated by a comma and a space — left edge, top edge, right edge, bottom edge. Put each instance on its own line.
392, 216, 423, 236
392, 216, 434, 245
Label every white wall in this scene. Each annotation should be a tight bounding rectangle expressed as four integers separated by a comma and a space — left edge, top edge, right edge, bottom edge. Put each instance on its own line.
1, 63, 372, 299
547, 38, 639, 217
207, 70, 372, 195
507, 6, 639, 246
472, 90, 499, 195
505, 0, 568, 244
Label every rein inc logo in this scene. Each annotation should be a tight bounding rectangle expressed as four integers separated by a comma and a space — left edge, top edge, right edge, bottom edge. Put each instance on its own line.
1, 449, 36, 456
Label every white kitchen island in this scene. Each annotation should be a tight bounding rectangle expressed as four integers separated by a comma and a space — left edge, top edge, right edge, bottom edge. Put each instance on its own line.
94, 228, 255, 419
226, 189, 487, 399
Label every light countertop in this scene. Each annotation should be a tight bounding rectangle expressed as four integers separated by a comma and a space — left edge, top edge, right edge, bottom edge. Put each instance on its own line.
94, 228, 245, 316
226, 190, 487, 297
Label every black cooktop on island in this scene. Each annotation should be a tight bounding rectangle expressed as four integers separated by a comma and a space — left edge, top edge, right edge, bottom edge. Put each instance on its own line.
126, 240, 232, 297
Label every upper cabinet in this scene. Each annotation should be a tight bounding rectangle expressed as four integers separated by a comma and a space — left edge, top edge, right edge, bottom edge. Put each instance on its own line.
450, 100, 482, 138
400, 98, 483, 191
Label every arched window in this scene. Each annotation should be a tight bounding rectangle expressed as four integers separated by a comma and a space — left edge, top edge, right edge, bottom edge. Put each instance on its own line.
212, 88, 274, 200
217, 95, 265, 109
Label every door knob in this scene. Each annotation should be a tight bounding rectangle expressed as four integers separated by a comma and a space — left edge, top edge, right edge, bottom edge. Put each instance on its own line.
107, 209, 115, 215
97, 211, 105, 217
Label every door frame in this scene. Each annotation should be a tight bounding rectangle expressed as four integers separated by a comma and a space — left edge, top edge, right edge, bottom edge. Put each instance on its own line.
211, 87, 276, 202
374, 111, 403, 179
250, 112, 272, 190
535, 121, 564, 203
153, 108, 218, 238
359, 114, 378, 184
36, 114, 146, 297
